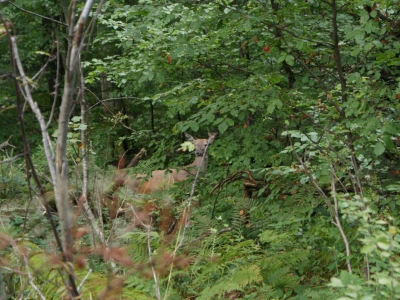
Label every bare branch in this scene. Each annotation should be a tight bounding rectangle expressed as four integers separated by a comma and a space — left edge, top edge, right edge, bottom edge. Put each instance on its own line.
11, 37, 56, 184
5, 234, 46, 300
77, 269, 92, 292
46, 30, 61, 129
126, 148, 147, 168
147, 219, 161, 300
0, 135, 15, 150
54, 0, 96, 297
85, 88, 138, 133
331, 165, 352, 274
170, 144, 212, 256
78, 63, 106, 243
4, 0, 67, 26
0, 152, 27, 164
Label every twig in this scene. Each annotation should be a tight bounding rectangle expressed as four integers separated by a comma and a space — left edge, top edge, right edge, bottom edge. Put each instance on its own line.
126, 148, 147, 168
210, 170, 266, 217
1, 10, 64, 254
4, 0, 67, 26
11, 36, 56, 184
173, 144, 210, 253
147, 217, 161, 300
0, 135, 16, 150
46, 29, 62, 129
86, 94, 144, 111
5, 233, 46, 300
31, 53, 56, 83
77, 269, 92, 291
164, 142, 213, 300
289, 133, 352, 273
330, 165, 352, 273
0, 153, 26, 165
78, 63, 106, 244
85, 88, 138, 133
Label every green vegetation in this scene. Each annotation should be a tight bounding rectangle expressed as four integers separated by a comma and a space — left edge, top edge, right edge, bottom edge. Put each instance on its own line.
0, 0, 399, 299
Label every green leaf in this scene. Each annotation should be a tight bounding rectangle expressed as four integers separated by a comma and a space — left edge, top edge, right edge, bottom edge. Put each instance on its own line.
285, 54, 295, 66
243, 18, 251, 31
277, 53, 286, 64
71, 116, 82, 122
218, 121, 229, 133
329, 277, 344, 287
187, 46, 195, 57
382, 123, 398, 135
269, 75, 281, 84
339, 271, 364, 285
155, 72, 165, 83
189, 121, 199, 132
378, 277, 392, 285
205, 113, 215, 123
373, 142, 385, 156
77, 124, 87, 131
267, 103, 275, 114
383, 136, 395, 151
267, 99, 283, 114
377, 241, 390, 251
226, 118, 234, 126
360, 244, 375, 254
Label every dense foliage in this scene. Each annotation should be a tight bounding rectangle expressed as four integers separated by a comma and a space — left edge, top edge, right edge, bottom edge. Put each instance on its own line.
0, 0, 400, 299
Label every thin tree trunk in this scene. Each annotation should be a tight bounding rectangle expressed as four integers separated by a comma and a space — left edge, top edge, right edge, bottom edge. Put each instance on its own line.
54, 1, 95, 297
79, 66, 106, 243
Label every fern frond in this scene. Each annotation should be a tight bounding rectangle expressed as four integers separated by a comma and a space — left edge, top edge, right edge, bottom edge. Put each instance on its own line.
119, 230, 160, 262
81, 272, 154, 299
178, 212, 225, 257
260, 250, 308, 291
230, 197, 260, 236
197, 264, 262, 300
290, 286, 339, 300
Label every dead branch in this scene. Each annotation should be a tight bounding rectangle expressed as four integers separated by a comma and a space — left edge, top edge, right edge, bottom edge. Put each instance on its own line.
126, 148, 147, 168
0, 135, 16, 150
102, 148, 148, 219
210, 170, 267, 198
0, 152, 27, 164
210, 170, 267, 219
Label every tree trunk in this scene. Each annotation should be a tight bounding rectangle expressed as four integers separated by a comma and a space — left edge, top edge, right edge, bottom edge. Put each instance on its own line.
54, 0, 95, 298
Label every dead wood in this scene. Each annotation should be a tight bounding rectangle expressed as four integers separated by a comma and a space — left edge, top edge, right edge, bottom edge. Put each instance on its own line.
126, 148, 147, 168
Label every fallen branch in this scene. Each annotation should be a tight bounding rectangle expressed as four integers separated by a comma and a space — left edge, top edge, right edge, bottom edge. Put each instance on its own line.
210, 170, 266, 197
210, 170, 267, 218
126, 148, 147, 168
0, 152, 27, 164
0, 135, 16, 150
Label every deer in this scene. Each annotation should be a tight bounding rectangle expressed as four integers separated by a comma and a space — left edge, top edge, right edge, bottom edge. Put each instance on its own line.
124, 132, 218, 194
107, 132, 218, 218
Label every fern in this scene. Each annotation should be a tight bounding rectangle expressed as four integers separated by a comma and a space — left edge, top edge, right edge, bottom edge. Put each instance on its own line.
197, 264, 262, 300
260, 257, 297, 290
244, 285, 277, 299
80, 272, 154, 300
290, 286, 339, 300
180, 239, 263, 299
119, 230, 160, 262
230, 197, 260, 237
258, 230, 309, 291
179, 209, 225, 257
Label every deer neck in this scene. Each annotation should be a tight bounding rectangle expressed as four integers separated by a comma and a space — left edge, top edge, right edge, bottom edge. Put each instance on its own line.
186, 155, 209, 176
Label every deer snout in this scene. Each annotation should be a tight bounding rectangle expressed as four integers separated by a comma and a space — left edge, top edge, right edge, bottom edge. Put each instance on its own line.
195, 150, 204, 156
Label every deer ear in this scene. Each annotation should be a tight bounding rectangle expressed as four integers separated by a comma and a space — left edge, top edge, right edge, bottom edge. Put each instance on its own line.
207, 132, 218, 144
184, 132, 196, 143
